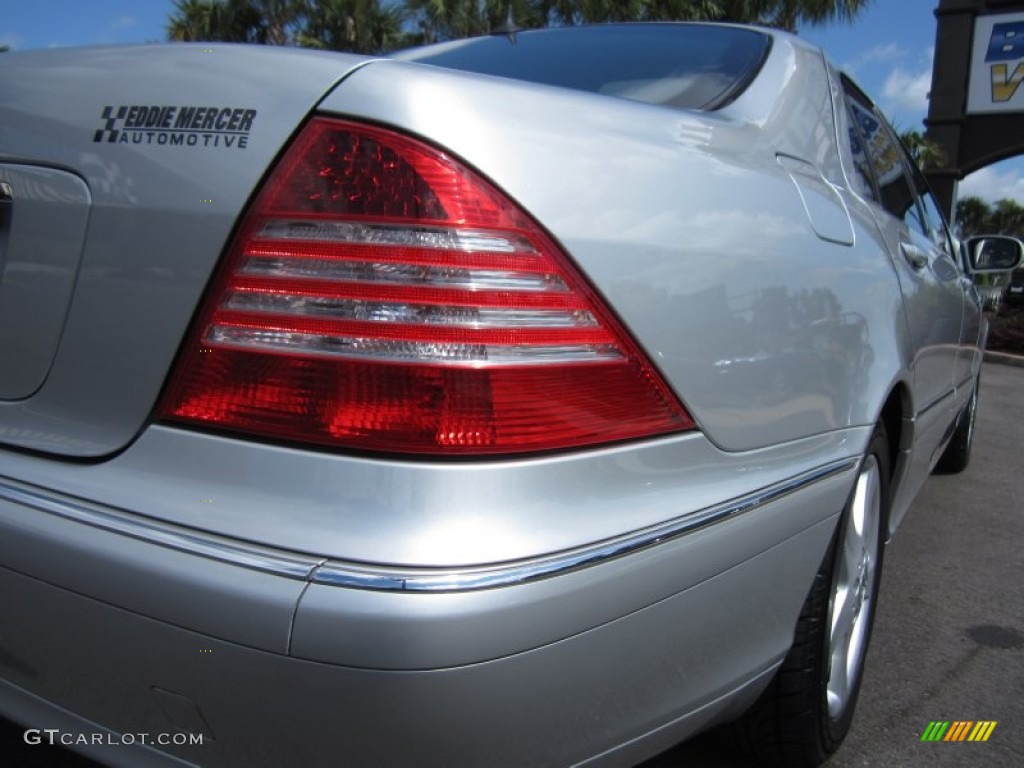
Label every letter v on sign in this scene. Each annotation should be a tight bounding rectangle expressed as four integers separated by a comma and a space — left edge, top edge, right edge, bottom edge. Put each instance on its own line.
991, 62, 1024, 102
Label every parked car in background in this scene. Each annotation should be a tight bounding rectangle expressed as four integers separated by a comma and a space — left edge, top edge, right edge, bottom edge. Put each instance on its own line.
970, 236, 1024, 310
1006, 265, 1024, 305
1, 23, 1020, 768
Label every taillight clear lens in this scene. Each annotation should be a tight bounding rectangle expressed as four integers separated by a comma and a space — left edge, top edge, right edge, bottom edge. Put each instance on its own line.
158, 118, 693, 454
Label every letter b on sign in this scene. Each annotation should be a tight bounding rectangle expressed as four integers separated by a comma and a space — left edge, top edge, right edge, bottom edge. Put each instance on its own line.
986, 21, 1024, 63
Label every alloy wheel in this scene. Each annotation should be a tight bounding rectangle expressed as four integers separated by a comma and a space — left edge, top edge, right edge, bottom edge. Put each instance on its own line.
826, 455, 881, 719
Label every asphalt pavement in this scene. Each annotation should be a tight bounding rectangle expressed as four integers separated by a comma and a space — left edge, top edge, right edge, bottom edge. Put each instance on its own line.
3, 362, 1023, 768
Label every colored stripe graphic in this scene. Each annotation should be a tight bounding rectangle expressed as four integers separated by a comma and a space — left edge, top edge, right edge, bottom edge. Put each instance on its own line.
945, 721, 972, 741
969, 722, 997, 742
921, 721, 997, 742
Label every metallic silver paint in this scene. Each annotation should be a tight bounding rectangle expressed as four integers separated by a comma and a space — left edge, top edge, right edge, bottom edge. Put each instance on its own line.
0, 164, 90, 399
308, 457, 858, 592
324, 47, 905, 451
0, 25, 997, 768
0, 44, 368, 455
0, 476, 320, 581
1, 527, 828, 767
0, 424, 867, 565
0, 454, 855, 593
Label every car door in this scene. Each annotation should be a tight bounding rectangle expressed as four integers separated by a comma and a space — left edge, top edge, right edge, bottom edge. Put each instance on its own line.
840, 78, 964, 521
912, 183, 986, 396
843, 82, 963, 412
901, 153, 975, 403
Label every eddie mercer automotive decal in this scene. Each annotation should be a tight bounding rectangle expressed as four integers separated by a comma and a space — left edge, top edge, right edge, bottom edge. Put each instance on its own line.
93, 105, 258, 148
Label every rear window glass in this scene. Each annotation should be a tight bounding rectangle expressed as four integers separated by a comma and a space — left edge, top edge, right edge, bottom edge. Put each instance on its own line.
393, 24, 771, 111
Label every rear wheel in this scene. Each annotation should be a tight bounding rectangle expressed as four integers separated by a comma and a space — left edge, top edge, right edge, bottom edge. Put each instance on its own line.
736, 424, 890, 766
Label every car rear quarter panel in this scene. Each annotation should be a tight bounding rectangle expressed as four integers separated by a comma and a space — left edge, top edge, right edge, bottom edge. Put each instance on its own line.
323, 44, 908, 454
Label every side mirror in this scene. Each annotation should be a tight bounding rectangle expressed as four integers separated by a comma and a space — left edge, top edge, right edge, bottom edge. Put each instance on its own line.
963, 235, 1024, 273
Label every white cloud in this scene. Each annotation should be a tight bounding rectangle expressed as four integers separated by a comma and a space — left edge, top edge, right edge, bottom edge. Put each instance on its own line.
960, 165, 1024, 204
845, 43, 906, 74
882, 55, 933, 115
91, 15, 140, 45
111, 16, 137, 31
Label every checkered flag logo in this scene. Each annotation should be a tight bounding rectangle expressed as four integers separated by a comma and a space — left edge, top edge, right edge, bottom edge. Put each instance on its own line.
93, 106, 127, 143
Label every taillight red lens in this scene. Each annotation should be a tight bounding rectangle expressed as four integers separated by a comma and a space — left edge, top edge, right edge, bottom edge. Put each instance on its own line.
158, 118, 693, 454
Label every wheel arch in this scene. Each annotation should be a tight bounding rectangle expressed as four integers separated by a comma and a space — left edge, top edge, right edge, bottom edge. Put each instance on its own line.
877, 382, 912, 539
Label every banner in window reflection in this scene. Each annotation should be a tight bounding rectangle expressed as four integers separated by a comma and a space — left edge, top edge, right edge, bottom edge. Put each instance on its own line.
848, 100, 903, 188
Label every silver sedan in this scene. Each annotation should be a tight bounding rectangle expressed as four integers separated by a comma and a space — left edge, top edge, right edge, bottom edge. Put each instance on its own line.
0, 23, 1019, 768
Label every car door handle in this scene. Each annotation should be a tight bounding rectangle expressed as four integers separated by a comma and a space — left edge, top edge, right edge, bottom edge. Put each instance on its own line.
0, 181, 11, 275
0, 181, 11, 227
0, 181, 11, 216
900, 241, 929, 270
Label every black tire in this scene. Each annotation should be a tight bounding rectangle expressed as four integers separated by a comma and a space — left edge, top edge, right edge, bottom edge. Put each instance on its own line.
934, 377, 979, 474
735, 424, 890, 767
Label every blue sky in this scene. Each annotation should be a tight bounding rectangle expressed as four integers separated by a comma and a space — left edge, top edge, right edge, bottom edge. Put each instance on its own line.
2, 0, 1022, 204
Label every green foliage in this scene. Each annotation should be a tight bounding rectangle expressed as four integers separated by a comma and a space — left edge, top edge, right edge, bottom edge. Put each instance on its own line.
167, 0, 873, 51
898, 129, 946, 172
990, 198, 1024, 238
167, 0, 277, 44
955, 196, 991, 238
955, 195, 1024, 239
540, 0, 869, 29
406, 0, 543, 44
706, 0, 870, 31
540, 0, 720, 26
296, 0, 407, 52
167, 0, 404, 53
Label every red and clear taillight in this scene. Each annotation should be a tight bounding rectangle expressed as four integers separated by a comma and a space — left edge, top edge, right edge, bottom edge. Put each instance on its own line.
158, 118, 693, 454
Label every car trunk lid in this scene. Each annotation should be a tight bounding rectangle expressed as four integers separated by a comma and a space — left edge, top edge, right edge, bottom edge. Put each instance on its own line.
0, 165, 90, 400
0, 44, 369, 456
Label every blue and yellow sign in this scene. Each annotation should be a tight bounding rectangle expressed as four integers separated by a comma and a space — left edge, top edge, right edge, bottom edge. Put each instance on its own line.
969, 14, 1024, 112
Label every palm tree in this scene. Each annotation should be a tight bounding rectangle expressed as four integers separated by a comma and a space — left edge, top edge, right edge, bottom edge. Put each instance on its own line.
990, 198, 1024, 239
405, 0, 543, 43
542, 0, 642, 25
168, 0, 399, 52
738, 0, 870, 32
296, 0, 406, 54
955, 195, 992, 239
642, 0, 728, 23
168, 0, 874, 50
899, 129, 946, 171
252, 0, 307, 45
541, 0, 870, 30
167, 0, 264, 43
